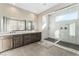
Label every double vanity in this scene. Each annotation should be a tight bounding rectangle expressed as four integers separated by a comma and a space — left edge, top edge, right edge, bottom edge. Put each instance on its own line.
0, 31, 41, 52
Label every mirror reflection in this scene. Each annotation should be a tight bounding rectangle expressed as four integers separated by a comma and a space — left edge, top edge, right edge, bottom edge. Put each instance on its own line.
0, 16, 34, 33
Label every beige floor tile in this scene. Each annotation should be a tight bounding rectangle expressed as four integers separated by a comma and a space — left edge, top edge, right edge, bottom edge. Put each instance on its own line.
0, 43, 78, 56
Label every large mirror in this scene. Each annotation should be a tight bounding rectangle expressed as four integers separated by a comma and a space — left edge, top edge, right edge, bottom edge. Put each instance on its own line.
26, 20, 34, 31
0, 16, 34, 33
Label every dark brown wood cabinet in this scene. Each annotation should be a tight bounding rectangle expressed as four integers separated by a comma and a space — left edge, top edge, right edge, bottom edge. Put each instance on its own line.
23, 32, 41, 45
23, 34, 31, 45
0, 32, 41, 52
31, 32, 41, 42
12, 32, 41, 48
12, 34, 23, 48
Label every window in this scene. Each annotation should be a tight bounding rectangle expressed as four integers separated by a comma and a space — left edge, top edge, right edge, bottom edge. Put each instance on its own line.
55, 12, 78, 22
69, 23, 75, 36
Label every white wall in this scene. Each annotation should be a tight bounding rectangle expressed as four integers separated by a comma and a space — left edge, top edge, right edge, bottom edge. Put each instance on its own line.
41, 15, 49, 40
0, 3, 38, 31
48, 14, 59, 39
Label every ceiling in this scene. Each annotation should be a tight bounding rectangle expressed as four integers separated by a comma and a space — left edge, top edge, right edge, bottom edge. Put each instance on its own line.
10, 3, 58, 14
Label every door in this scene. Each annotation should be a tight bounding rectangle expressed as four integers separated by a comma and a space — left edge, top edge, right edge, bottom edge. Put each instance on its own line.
59, 23, 76, 44
69, 23, 76, 44
59, 24, 69, 42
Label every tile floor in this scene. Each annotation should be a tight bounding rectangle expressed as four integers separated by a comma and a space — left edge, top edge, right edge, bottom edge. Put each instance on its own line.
45, 38, 79, 51
0, 42, 78, 56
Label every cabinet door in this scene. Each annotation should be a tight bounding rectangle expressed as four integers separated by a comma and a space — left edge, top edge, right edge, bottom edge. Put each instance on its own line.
13, 35, 23, 48
23, 34, 31, 45
0, 39, 3, 52
2, 37, 12, 51
31, 33, 41, 42
31, 33, 37, 42
36, 32, 41, 41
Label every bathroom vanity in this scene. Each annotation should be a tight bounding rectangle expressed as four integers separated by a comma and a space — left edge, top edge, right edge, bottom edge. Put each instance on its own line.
0, 31, 41, 52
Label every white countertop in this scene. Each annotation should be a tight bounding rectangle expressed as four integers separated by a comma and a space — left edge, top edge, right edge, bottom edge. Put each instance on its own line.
0, 31, 41, 37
